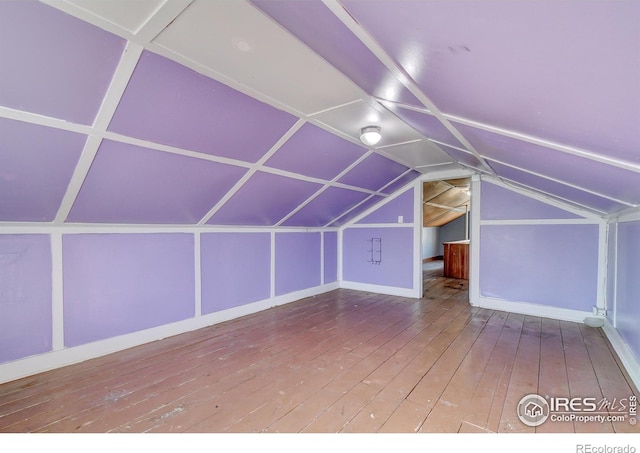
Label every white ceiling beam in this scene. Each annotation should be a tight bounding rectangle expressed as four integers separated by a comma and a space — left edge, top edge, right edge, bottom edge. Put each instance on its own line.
321, 0, 497, 178
54, 42, 145, 223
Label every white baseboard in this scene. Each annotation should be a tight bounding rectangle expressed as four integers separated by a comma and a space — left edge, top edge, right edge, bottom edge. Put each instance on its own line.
472, 295, 593, 323
0, 282, 338, 385
473, 296, 640, 392
602, 321, 640, 393
339, 280, 419, 298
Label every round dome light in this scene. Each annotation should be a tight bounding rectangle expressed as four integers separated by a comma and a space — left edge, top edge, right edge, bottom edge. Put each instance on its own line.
360, 125, 382, 146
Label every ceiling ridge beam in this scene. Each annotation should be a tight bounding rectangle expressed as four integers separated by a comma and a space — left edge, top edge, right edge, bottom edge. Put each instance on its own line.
321, 0, 496, 177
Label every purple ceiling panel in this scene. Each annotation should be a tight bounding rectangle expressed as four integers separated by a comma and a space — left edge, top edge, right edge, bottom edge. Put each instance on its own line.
384, 106, 463, 148
437, 144, 484, 170
208, 171, 323, 226
282, 187, 371, 227
265, 123, 366, 180
329, 195, 385, 227
338, 153, 409, 192
481, 181, 583, 221
458, 124, 640, 205
489, 160, 630, 214
251, 0, 421, 106
67, 140, 247, 224
343, 1, 640, 163
0, 2, 125, 124
359, 189, 414, 224
381, 170, 420, 195
0, 118, 85, 222
108, 51, 298, 163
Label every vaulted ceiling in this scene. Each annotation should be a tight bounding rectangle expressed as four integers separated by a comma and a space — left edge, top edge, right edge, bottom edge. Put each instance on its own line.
1, 0, 638, 226
423, 179, 470, 227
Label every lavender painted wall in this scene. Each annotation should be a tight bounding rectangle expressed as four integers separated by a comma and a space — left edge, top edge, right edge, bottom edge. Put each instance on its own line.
201, 233, 271, 314
479, 224, 598, 311
324, 231, 338, 284
275, 232, 321, 296
357, 189, 414, 224
342, 227, 414, 289
615, 221, 640, 362
343, 186, 415, 289
63, 234, 195, 347
478, 180, 599, 311
0, 235, 52, 364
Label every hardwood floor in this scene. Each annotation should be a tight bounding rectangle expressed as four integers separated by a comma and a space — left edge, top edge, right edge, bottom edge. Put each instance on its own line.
0, 265, 637, 433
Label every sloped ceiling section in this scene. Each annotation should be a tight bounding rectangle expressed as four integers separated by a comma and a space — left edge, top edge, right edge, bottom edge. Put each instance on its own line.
423, 178, 470, 227
0, 0, 638, 227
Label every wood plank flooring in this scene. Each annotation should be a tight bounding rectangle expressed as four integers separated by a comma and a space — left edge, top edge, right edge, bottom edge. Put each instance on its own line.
0, 263, 637, 433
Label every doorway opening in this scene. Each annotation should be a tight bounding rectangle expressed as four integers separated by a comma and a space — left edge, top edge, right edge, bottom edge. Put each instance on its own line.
420, 178, 471, 297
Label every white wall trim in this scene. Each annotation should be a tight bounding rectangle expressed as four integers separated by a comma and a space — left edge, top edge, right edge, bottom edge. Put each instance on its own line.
603, 320, 640, 393
472, 295, 593, 324
339, 280, 418, 299
0, 224, 336, 235
413, 181, 423, 298
50, 233, 64, 351
194, 232, 202, 317
610, 223, 619, 328
480, 219, 600, 226
0, 282, 338, 385
320, 231, 325, 285
337, 228, 344, 282
611, 208, 640, 223
469, 175, 481, 306
270, 231, 276, 299
596, 223, 608, 314
344, 223, 414, 229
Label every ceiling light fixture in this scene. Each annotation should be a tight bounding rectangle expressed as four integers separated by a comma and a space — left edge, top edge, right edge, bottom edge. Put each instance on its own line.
360, 125, 382, 146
